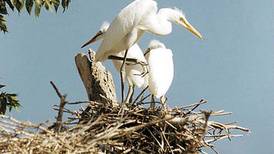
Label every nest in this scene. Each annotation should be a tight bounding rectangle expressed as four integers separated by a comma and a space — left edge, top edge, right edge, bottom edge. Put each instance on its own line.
0, 98, 249, 154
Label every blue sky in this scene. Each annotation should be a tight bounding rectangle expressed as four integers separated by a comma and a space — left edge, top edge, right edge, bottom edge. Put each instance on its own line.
1, 0, 273, 153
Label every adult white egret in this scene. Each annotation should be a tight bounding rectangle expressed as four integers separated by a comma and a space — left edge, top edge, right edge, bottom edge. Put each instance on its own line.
81, 22, 148, 103
82, 0, 202, 102
145, 40, 174, 108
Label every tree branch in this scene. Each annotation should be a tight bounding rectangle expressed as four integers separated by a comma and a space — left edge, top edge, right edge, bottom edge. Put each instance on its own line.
50, 81, 67, 133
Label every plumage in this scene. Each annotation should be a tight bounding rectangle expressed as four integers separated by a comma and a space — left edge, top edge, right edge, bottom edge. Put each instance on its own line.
82, 21, 148, 89
95, 0, 157, 61
81, 0, 202, 103
92, 0, 202, 62
112, 44, 148, 88
146, 40, 174, 99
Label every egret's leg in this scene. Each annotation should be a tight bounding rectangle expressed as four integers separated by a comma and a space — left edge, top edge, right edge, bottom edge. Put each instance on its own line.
125, 85, 134, 104
150, 95, 156, 109
129, 85, 135, 103
133, 86, 148, 104
120, 49, 129, 103
160, 96, 167, 110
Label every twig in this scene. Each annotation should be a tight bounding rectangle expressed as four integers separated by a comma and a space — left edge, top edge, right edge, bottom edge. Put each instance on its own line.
185, 99, 207, 115
67, 101, 90, 105
133, 86, 148, 104
50, 81, 67, 133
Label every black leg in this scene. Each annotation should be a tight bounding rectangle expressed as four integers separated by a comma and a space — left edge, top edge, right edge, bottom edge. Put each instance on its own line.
129, 85, 135, 103
120, 49, 129, 103
133, 86, 148, 104
150, 95, 156, 109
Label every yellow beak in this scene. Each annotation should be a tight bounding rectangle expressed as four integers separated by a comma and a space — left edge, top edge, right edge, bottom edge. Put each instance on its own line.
180, 17, 203, 39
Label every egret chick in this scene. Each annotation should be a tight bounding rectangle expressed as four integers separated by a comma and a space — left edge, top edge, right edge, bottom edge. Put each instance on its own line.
145, 40, 174, 109
112, 45, 149, 103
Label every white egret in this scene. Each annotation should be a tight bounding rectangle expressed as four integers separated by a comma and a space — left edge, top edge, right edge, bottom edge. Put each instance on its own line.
145, 40, 174, 108
81, 22, 148, 103
82, 0, 202, 102
112, 45, 149, 103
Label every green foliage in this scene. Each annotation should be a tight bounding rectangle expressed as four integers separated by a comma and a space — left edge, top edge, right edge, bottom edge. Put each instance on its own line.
0, 15, 7, 32
0, 84, 21, 115
0, 0, 70, 32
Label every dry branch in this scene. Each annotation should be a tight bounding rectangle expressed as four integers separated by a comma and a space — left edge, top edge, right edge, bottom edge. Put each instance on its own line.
49, 81, 67, 133
75, 49, 117, 104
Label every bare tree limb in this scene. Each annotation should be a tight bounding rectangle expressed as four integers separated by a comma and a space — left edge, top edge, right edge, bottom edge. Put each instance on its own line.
75, 50, 117, 104
50, 81, 67, 133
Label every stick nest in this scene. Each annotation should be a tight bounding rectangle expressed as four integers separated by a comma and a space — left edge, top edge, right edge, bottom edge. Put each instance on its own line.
0, 99, 249, 153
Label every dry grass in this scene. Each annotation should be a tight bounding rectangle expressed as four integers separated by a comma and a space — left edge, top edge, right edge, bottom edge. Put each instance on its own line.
0, 98, 249, 154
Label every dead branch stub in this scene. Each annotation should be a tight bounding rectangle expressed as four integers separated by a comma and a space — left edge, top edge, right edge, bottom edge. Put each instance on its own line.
75, 50, 117, 104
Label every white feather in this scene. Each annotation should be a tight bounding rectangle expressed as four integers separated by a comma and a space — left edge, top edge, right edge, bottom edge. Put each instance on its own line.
95, 0, 158, 61
112, 44, 148, 88
146, 40, 174, 98
148, 40, 166, 49
93, 0, 201, 61
173, 7, 185, 17
91, 21, 149, 88
100, 21, 110, 32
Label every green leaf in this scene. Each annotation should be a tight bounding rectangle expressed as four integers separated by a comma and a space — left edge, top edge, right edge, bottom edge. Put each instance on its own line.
0, 0, 8, 15
25, 0, 33, 15
34, 0, 43, 17
51, 0, 59, 12
8, 93, 17, 97
1, 0, 70, 33
0, 84, 5, 89
4, 0, 14, 11
44, 0, 51, 11
61, 0, 69, 12
12, 0, 24, 12
0, 91, 20, 114
0, 15, 7, 32
0, 92, 7, 114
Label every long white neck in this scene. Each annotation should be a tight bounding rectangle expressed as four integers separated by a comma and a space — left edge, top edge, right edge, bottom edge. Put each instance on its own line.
140, 9, 173, 36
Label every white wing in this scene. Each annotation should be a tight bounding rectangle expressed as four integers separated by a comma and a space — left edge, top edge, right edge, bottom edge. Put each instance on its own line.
96, 0, 157, 61
147, 48, 174, 98
126, 44, 148, 88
